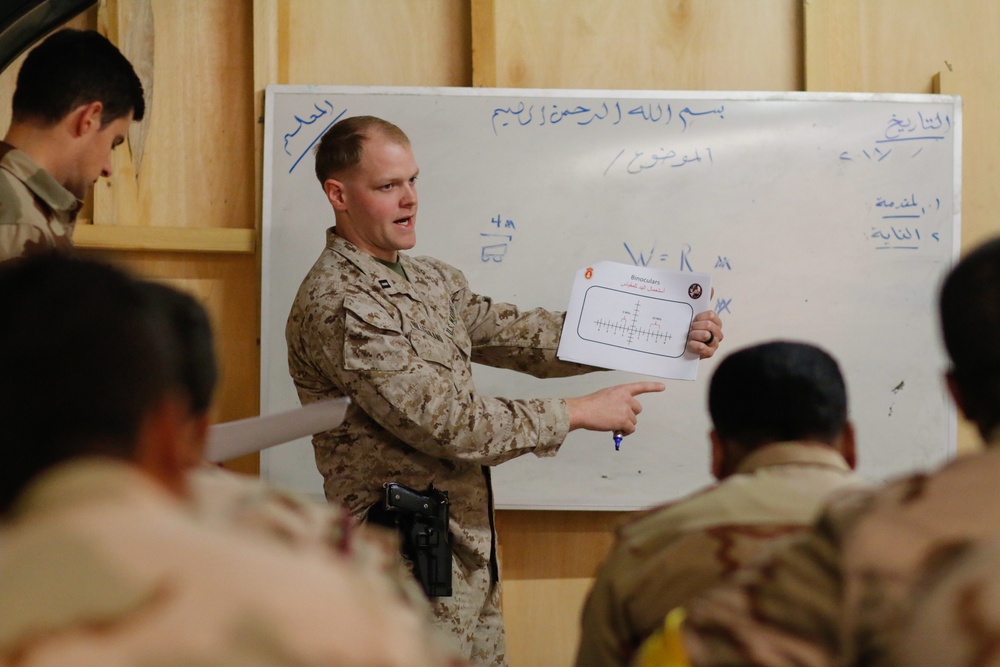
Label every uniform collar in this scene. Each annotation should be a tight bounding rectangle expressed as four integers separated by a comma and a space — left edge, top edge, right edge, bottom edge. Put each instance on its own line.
0, 141, 82, 221
326, 228, 420, 299
733, 441, 852, 475
9, 458, 180, 521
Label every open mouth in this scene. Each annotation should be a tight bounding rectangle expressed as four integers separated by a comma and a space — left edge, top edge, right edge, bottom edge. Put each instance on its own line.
394, 216, 413, 226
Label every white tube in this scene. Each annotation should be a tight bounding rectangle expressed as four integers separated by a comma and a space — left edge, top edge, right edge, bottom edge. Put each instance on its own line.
204, 397, 350, 462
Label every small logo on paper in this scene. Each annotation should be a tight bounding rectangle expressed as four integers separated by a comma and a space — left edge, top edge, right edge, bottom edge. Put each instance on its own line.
585, 267, 594, 280
688, 283, 703, 299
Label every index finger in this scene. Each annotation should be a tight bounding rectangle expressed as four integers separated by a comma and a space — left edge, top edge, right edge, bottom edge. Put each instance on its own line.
625, 381, 666, 396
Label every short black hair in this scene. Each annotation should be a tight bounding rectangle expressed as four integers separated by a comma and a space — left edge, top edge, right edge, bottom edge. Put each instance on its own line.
138, 281, 218, 415
709, 340, 848, 449
12, 28, 145, 126
0, 253, 178, 513
940, 237, 1000, 437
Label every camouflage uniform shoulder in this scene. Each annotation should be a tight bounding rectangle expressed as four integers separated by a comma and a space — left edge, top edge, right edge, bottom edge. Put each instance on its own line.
888, 536, 1000, 667
409, 254, 470, 288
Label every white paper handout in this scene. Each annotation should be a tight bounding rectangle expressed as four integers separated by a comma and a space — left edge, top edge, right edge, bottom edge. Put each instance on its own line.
557, 261, 712, 380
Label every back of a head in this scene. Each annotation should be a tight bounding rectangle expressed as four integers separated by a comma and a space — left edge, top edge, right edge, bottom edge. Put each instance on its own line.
12, 28, 145, 126
313, 115, 409, 184
940, 236, 1000, 438
709, 340, 848, 449
0, 253, 177, 513
137, 281, 218, 415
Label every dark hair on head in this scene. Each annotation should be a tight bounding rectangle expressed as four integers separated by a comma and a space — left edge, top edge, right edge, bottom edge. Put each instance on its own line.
313, 115, 409, 184
940, 237, 1000, 438
0, 253, 178, 513
12, 28, 145, 126
137, 281, 218, 415
709, 340, 848, 449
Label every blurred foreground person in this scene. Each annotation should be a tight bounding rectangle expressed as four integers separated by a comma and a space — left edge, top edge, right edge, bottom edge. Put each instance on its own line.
0, 253, 458, 667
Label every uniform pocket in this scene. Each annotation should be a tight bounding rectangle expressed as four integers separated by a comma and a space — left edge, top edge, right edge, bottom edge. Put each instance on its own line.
342, 294, 411, 372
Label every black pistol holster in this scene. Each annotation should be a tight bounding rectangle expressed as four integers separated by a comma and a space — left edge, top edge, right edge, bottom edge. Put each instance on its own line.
367, 482, 453, 598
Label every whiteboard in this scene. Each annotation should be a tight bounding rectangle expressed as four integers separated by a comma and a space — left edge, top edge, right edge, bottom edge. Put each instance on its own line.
260, 85, 961, 511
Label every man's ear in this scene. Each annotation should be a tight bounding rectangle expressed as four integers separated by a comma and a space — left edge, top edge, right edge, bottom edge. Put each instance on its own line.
323, 177, 348, 211
134, 393, 191, 498
709, 429, 724, 480
68, 101, 104, 138
946, 370, 970, 420
184, 413, 211, 469
839, 421, 857, 470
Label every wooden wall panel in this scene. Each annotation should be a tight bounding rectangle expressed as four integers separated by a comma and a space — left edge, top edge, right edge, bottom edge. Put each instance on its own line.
97, 1, 260, 473
79, 250, 260, 441
496, 510, 628, 666
474, 0, 803, 90
273, 0, 471, 85
97, 0, 256, 231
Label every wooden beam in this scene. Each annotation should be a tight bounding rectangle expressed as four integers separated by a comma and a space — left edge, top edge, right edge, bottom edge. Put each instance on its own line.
470, 0, 498, 87
803, 0, 862, 91
73, 224, 256, 254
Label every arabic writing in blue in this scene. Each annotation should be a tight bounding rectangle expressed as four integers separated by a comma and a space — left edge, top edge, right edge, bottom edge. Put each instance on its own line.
840, 109, 952, 164
875, 193, 941, 220
281, 100, 346, 174
867, 225, 941, 250
490, 100, 725, 135
604, 146, 714, 176
878, 111, 951, 143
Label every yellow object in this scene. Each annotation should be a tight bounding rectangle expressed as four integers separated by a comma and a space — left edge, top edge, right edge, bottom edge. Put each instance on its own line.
632, 608, 692, 667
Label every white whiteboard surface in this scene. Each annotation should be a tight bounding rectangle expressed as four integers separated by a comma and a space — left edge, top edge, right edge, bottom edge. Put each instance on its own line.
261, 85, 960, 511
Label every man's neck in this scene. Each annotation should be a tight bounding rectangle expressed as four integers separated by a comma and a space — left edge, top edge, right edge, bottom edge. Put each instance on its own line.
3, 122, 70, 183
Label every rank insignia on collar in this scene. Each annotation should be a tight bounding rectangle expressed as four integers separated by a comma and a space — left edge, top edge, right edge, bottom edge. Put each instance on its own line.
378, 279, 391, 289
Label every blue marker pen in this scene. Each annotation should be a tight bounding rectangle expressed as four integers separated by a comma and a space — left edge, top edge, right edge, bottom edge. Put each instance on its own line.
613, 431, 624, 451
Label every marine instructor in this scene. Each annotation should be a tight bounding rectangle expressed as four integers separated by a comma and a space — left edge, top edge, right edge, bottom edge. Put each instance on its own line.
285, 115, 723, 667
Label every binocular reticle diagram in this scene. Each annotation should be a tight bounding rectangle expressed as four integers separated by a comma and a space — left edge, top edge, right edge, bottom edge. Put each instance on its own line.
576, 286, 693, 359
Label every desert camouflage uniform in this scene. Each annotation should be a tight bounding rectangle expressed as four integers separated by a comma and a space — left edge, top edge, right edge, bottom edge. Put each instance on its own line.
576, 442, 861, 667
286, 229, 592, 666
0, 142, 79, 261
679, 435, 1000, 667
0, 458, 464, 667
887, 534, 1000, 667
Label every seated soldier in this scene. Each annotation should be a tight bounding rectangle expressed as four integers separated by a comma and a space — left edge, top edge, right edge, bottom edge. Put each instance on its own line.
575, 341, 863, 667
634, 236, 1000, 667
0, 253, 463, 667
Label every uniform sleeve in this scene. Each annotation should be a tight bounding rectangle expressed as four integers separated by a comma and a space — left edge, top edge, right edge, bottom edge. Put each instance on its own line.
0, 222, 51, 261
296, 281, 572, 466
576, 544, 638, 667
426, 257, 598, 378
679, 488, 879, 667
